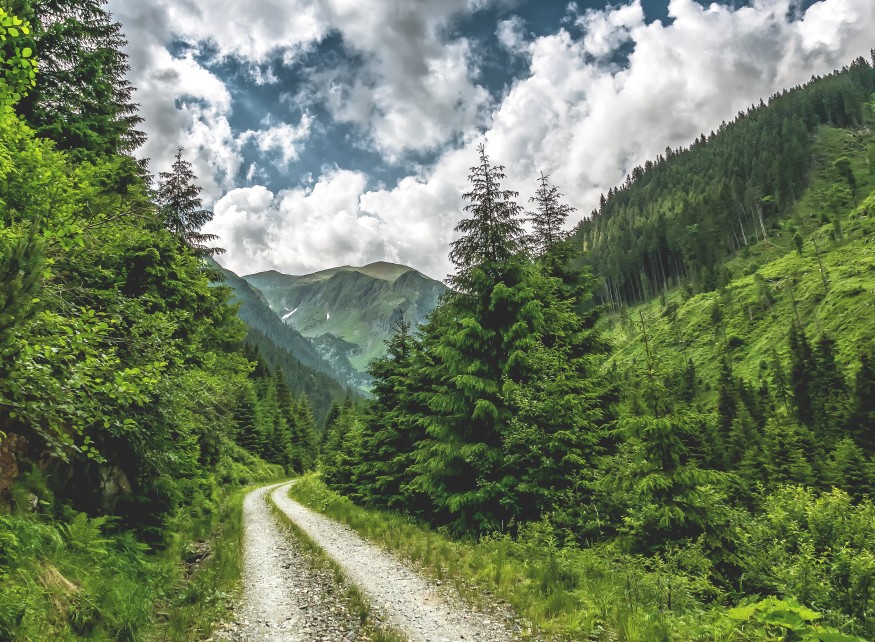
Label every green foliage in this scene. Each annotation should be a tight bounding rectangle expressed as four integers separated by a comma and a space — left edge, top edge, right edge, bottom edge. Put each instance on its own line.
724, 597, 866, 641
13, 0, 145, 156
736, 487, 875, 639
0, 9, 36, 106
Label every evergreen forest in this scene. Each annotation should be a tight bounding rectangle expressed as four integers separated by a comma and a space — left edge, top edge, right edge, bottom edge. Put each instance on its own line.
2, 0, 875, 640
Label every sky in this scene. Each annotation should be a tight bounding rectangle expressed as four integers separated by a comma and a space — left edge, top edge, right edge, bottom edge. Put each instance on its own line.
108, 0, 875, 280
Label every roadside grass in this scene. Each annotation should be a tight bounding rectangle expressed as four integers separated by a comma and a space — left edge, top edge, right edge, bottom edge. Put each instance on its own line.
268, 488, 407, 642
150, 453, 285, 641
287, 474, 736, 641
149, 485, 248, 641
0, 449, 283, 641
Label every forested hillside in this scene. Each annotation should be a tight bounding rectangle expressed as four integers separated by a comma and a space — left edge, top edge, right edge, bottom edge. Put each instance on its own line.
574, 54, 875, 306
318, 54, 875, 641
0, 2, 319, 639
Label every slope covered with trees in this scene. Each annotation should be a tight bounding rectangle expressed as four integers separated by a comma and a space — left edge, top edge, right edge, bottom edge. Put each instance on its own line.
574, 53, 875, 307
318, 55, 875, 641
0, 2, 319, 638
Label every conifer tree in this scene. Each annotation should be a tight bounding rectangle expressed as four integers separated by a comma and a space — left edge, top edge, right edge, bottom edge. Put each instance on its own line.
157, 148, 223, 256
528, 172, 575, 256
411, 145, 613, 534
613, 375, 733, 552
290, 396, 318, 472
15, 0, 146, 156
788, 324, 815, 427
232, 384, 263, 454
811, 334, 848, 444
355, 313, 426, 510
848, 349, 875, 454
272, 370, 296, 471
448, 143, 526, 290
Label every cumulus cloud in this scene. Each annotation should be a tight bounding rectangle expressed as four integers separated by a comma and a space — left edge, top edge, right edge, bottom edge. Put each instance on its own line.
112, 0, 497, 171
115, 0, 875, 280
578, 0, 644, 58
301, 0, 493, 158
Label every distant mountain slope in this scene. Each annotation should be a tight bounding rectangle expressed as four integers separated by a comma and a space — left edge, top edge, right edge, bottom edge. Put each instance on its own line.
208, 260, 360, 416
244, 262, 447, 374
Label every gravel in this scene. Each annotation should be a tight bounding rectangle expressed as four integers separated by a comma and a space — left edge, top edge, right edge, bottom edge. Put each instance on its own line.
271, 482, 519, 642
211, 482, 372, 642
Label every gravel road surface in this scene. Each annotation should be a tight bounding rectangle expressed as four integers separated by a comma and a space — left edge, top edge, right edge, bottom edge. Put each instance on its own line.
212, 482, 372, 641
271, 482, 518, 642
213, 482, 520, 641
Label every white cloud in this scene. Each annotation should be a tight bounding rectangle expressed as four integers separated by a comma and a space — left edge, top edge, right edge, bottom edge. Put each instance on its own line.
303, 0, 494, 158
496, 16, 528, 55
241, 115, 314, 167
578, 0, 644, 58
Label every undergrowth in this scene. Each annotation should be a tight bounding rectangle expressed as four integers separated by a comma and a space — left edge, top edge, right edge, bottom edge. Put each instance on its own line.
0, 448, 283, 641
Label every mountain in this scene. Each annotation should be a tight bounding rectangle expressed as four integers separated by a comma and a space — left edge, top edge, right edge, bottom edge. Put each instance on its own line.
243, 262, 447, 379
208, 259, 358, 421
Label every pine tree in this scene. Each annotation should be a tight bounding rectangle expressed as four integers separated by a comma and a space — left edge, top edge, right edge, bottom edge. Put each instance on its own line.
355, 313, 427, 511
848, 349, 875, 454
760, 417, 816, 488
233, 384, 263, 455
448, 143, 526, 290
614, 406, 733, 552
157, 148, 223, 256
811, 334, 849, 445
272, 370, 296, 471
788, 324, 815, 427
290, 396, 318, 472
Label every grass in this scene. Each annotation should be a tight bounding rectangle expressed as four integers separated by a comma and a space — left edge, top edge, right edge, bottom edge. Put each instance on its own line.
0, 449, 284, 641
287, 474, 743, 641
148, 485, 249, 642
267, 489, 406, 642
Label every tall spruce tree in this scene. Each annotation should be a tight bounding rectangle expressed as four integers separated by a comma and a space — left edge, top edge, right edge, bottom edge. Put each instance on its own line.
355, 313, 428, 511
448, 143, 526, 290
848, 349, 875, 454
788, 324, 815, 427
14, 0, 146, 156
157, 148, 223, 256
411, 146, 611, 534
